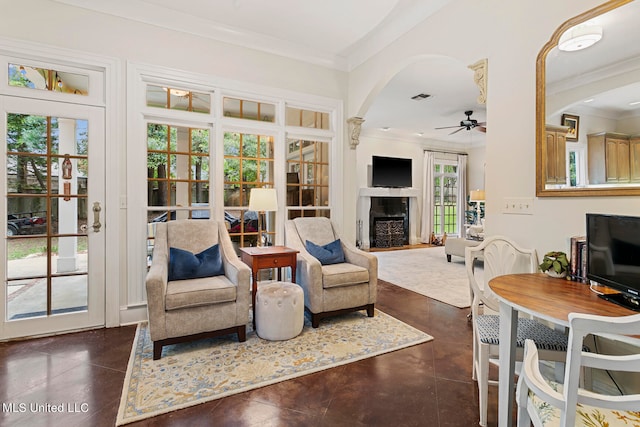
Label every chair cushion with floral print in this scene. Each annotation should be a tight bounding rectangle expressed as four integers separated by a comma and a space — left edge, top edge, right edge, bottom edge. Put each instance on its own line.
528, 379, 640, 427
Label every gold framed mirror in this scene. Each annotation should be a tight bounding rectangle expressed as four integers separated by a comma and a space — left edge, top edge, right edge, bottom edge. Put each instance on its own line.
536, 0, 640, 196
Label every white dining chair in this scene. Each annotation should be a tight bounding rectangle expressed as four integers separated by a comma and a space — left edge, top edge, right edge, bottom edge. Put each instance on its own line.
517, 312, 640, 427
466, 235, 570, 426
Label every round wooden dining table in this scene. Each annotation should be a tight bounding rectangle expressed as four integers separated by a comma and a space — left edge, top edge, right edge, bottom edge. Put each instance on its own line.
488, 273, 639, 427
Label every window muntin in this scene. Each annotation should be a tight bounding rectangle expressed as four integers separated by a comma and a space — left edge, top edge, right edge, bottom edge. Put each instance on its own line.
146, 123, 210, 261
8, 64, 89, 95
224, 131, 275, 247
285, 107, 329, 130
6, 112, 90, 317
433, 163, 458, 236
146, 123, 210, 215
146, 85, 211, 114
223, 97, 275, 123
286, 138, 329, 220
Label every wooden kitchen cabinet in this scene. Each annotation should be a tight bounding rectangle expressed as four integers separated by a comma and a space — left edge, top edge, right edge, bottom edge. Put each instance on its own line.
630, 136, 640, 182
544, 125, 569, 185
588, 132, 630, 184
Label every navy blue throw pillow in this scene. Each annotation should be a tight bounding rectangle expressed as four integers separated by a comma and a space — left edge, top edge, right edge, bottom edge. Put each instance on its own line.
305, 239, 345, 265
168, 244, 224, 281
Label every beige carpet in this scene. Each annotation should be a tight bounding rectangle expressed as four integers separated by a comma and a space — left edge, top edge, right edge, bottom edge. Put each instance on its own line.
375, 246, 480, 308
116, 310, 432, 425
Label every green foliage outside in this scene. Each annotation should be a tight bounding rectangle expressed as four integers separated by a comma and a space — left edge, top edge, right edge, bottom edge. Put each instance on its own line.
569, 151, 577, 186
433, 204, 458, 234
146, 124, 210, 205
223, 132, 267, 184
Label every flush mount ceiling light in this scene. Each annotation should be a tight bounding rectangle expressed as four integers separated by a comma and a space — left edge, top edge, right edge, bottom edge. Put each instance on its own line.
558, 24, 603, 52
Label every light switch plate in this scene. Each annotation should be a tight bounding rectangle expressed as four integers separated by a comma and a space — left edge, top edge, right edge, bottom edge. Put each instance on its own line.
502, 197, 533, 215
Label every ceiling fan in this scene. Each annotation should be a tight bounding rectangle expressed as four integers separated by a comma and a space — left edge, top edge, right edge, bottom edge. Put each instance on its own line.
435, 110, 487, 135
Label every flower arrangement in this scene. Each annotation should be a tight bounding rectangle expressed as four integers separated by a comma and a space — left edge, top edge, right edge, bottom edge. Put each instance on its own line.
539, 251, 569, 278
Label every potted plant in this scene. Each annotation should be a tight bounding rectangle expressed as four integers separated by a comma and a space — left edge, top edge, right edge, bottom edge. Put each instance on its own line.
539, 251, 569, 278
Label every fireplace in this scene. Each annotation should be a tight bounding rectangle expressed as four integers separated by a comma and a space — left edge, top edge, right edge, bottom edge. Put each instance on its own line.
357, 187, 420, 250
370, 198, 409, 248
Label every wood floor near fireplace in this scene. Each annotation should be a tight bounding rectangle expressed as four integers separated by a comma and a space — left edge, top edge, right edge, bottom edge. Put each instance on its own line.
368, 243, 432, 252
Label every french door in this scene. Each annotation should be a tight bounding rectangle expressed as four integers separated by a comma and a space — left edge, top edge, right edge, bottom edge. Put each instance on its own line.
1, 96, 105, 339
433, 162, 459, 236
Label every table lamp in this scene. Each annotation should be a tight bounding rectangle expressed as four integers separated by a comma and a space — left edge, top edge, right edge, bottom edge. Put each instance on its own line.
248, 188, 278, 247
469, 189, 485, 225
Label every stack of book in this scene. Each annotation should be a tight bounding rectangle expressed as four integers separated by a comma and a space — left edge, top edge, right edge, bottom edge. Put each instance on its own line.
569, 235, 588, 282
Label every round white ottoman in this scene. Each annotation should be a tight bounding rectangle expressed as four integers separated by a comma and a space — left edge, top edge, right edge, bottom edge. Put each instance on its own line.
255, 282, 304, 341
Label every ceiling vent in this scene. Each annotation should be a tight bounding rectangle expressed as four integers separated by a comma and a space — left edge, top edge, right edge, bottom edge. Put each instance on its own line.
411, 93, 431, 101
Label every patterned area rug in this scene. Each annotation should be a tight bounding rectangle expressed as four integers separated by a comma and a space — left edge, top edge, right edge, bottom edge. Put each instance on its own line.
375, 246, 481, 308
116, 310, 432, 425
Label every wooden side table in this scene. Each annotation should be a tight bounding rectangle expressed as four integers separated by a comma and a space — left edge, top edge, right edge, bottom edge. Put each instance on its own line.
238, 246, 299, 328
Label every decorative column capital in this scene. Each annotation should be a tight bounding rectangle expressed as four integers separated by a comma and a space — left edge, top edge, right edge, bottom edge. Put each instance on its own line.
468, 58, 488, 105
347, 117, 365, 149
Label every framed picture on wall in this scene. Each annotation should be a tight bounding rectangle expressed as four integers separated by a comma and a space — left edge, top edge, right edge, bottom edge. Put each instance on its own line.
562, 113, 579, 142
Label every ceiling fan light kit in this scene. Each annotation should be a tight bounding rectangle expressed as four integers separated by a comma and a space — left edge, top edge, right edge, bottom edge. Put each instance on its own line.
435, 110, 487, 135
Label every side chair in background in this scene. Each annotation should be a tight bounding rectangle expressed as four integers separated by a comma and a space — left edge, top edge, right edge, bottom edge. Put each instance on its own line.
466, 235, 571, 426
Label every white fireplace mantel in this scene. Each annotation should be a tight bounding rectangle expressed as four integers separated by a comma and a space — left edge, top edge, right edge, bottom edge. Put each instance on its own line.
358, 187, 420, 198
357, 187, 420, 249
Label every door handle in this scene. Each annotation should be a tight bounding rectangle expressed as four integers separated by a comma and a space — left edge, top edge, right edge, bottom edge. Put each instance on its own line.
92, 202, 102, 232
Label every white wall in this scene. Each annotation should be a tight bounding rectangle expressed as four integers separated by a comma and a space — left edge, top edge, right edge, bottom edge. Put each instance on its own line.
0, 1, 347, 100
618, 116, 640, 134
348, 0, 640, 257
466, 145, 486, 192
356, 135, 425, 190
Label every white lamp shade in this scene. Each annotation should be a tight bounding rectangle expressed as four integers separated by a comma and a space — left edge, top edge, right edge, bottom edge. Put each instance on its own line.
558, 24, 603, 52
470, 189, 485, 202
249, 188, 278, 211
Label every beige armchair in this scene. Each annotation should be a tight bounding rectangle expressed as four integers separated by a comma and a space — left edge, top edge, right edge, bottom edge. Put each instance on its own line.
146, 219, 251, 360
285, 217, 377, 328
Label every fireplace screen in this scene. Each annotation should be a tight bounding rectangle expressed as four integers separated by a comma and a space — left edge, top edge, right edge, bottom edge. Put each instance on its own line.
373, 218, 405, 248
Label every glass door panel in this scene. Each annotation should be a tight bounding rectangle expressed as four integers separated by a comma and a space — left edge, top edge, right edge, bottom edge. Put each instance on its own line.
433, 163, 460, 236
1, 97, 104, 339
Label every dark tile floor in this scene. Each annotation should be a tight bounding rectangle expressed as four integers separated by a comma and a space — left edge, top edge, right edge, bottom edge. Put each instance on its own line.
0, 280, 501, 427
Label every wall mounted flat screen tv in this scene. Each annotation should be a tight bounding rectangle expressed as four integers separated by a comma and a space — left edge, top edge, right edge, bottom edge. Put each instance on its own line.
586, 213, 640, 312
371, 156, 412, 188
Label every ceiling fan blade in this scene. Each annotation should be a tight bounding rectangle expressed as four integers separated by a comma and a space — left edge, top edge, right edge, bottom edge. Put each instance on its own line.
448, 127, 465, 135
475, 126, 487, 133
435, 125, 462, 130
476, 122, 486, 126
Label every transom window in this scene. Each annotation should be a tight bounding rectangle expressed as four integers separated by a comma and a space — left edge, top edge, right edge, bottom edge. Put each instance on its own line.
285, 107, 329, 129
8, 63, 89, 95
223, 97, 275, 123
145, 85, 211, 114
